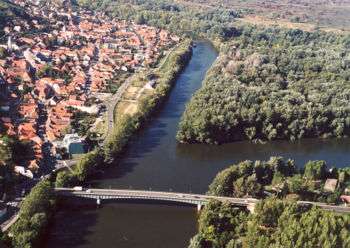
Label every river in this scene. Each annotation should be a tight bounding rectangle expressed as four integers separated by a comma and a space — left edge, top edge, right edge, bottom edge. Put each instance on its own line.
47, 42, 350, 248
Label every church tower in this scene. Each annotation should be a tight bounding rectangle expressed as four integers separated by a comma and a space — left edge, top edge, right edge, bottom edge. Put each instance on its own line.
7, 36, 12, 53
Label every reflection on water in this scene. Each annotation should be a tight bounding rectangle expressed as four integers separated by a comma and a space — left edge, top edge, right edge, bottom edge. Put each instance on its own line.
48, 197, 197, 248
176, 137, 350, 168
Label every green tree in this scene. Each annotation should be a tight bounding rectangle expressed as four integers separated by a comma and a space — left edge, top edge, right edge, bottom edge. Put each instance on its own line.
135, 13, 145, 24
10, 180, 55, 248
303, 160, 327, 180
253, 196, 284, 228
0, 46, 7, 59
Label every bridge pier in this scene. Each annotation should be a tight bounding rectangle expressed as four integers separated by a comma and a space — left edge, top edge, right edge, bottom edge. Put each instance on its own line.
197, 204, 203, 211
247, 203, 255, 213
97, 198, 101, 206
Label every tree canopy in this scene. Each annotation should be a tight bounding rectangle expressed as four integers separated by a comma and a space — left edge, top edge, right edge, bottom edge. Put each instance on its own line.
177, 25, 350, 144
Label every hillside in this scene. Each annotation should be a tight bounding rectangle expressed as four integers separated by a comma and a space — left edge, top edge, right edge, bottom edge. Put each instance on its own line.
0, 0, 30, 28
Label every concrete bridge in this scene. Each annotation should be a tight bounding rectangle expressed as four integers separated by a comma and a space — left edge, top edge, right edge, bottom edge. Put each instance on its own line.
55, 188, 258, 211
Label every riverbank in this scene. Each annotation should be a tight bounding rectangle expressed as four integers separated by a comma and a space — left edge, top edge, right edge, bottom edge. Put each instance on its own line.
176, 26, 350, 145
1, 181, 56, 248
47, 41, 217, 248
54, 39, 193, 185
0, 40, 194, 248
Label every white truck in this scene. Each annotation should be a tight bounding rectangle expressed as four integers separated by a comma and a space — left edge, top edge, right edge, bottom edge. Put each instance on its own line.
73, 186, 83, 191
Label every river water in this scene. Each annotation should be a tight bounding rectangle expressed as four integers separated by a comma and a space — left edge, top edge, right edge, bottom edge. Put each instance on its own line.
47, 42, 350, 248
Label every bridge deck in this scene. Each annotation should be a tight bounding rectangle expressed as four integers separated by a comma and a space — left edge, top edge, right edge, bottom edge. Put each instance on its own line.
55, 188, 258, 207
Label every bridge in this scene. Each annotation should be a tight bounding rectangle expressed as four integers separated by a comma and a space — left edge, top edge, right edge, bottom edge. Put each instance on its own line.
55, 188, 258, 211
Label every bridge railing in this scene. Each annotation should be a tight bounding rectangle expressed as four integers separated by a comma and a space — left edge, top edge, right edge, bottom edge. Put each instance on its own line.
54, 188, 258, 206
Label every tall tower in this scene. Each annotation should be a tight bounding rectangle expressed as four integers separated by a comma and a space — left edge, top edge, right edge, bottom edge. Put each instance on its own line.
7, 36, 12, 53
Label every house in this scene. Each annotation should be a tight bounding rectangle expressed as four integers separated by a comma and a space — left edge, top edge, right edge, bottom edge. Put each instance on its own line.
324, 179, 338, 192
144, 72, 156, 80
15, 166, 34, 178
1, 102, 10, 112
145, 80, 157, 90
12, 40, 27, 51
63, 133, 84, 155
28, 160, 40, 169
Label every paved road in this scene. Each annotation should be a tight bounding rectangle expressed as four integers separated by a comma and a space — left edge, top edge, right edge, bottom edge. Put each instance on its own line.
56, 188, 350, 213
55, 188, 258, 206
55, 158, 81, 169
102, 74, 135, 145
0, 199, 22, 232
0, 178, 39, 232
297, 200, 350, 212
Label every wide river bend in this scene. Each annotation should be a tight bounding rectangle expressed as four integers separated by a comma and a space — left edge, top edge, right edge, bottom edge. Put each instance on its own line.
47, 42, 350, 248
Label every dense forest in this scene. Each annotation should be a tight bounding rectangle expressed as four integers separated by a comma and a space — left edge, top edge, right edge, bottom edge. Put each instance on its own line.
83, 1, 350, 144
75, 0, 243, 42
189, 157, 350, 247
207, 156, 350, 203
177, 26, 350, 143
189, 197, 350, 248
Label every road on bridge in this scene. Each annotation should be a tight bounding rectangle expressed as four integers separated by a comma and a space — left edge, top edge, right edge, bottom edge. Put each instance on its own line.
55, 188, 258, 206
56, 188, 350, 213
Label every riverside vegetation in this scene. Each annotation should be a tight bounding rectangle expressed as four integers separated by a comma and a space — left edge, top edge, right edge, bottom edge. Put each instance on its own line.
1, 36, 192, 248
78, 0, 350, 145
5, 0, 350, 247
177, 26, 350, 144
190, 197, 350, 248
3, 180, 56, 248
189, 157, 350, 248
54, 40, 193, 185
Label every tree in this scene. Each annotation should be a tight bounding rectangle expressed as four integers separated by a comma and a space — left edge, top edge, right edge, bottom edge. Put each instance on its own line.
0, 47, 7, 59
135, 13, 145, 24
188, 234, 203, 248
303, 160, 327, 180
288, 174, 310, 195
10, 180, 55, 248
55, 170, 72, 187
253, 196, 285, 228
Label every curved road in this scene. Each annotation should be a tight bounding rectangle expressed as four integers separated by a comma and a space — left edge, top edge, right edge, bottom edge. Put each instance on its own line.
102, 74, 135, 145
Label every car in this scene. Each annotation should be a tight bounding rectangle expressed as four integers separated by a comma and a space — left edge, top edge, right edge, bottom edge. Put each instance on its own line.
86, 189, 92, 193
179, 194, 185, 198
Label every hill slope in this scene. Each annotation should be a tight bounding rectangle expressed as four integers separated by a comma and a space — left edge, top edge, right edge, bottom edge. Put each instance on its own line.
0, 0, 30, 29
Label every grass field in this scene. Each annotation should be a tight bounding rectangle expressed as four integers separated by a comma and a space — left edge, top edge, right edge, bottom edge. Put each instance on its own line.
123, 86, 141, 100
115, 101, 138, 122
175, 0, 350, 33
158, 44, 181, 73
237, 16, 347, 34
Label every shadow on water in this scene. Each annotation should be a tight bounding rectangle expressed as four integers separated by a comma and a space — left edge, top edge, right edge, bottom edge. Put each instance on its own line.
90, 122, 169, 183
98, 198, 197, 208
48, 197, 198, 248
45, 197, 98, 248
175, 137, 350, 168
87, 42, 219, 185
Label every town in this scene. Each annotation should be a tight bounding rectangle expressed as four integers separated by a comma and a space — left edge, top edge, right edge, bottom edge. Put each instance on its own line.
2, 0, 350, 247
0, 0, 180, 179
